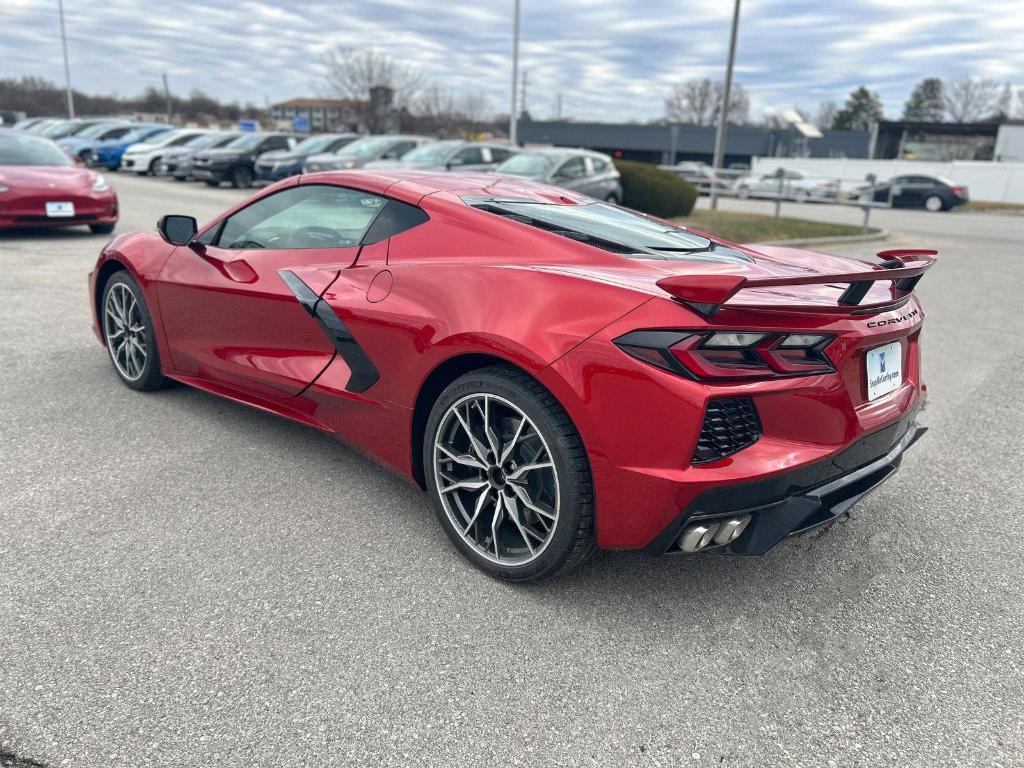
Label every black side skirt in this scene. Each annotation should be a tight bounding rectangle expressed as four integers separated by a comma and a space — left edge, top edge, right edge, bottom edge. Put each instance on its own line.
279, 269, 380, 394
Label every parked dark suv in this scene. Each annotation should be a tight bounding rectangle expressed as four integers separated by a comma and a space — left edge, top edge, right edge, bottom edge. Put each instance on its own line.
192, 133, 298, 188
858, 174, 968, 212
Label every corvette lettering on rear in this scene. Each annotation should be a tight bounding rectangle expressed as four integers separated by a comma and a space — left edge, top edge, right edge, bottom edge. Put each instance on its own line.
867, 308, 919, 328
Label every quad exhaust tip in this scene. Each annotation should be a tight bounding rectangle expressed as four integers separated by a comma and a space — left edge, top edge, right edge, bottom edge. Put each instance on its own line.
677, 515, 751, 553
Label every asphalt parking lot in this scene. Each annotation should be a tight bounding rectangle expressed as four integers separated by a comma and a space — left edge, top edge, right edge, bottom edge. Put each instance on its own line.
2, 174, 1023, 767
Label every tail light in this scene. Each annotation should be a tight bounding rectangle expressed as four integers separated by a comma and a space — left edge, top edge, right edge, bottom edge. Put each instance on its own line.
613, 330, 835, 381
950, 185, 967, 197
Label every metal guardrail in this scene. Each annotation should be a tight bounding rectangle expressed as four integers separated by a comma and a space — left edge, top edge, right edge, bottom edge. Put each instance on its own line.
659, 164, 893, 232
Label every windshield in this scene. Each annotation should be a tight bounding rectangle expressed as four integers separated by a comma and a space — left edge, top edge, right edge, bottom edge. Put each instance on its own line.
292, 135, 338, 153
138, 129, 171, 145
400, 142, 458, 166
226, 134, 265, 151
40, 120, 75, 137
0, 133, 73, 166
75, 123, 123, 139
337, 137, 394, 159
478, 200, 719, 257
183, 133, 219, 148
495, 153, 555, 176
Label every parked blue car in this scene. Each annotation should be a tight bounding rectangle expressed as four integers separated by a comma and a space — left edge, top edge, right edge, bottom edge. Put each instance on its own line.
56, 122, 133, 162
89, 124, 174, 170
254, 133, 358, 182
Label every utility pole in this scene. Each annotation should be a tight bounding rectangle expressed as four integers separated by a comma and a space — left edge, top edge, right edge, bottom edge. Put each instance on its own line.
509, 0, 521, 144
520, 70, 529, 120
162, 72, 172, 122
57, 0, 74, 118
555, 93, 563, 120
710, 0, 741, 211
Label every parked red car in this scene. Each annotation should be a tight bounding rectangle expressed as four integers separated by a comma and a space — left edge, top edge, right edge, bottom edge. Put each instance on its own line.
0, 131, 117, 233
88, 170, 934, 581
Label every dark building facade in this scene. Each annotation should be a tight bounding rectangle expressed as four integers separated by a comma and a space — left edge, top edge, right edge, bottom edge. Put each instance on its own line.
518, 120, 870, 167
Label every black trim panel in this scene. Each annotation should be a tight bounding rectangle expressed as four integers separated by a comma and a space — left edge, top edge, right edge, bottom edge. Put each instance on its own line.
643, 410, 925, 556
279, 269, 380, 393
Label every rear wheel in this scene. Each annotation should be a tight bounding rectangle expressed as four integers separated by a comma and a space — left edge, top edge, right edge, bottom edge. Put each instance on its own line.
924, 194, 944, 212
231, 165, 254, 188
737, 186, 750, 200
101, 271, 168, 391
424, 365, 595, 582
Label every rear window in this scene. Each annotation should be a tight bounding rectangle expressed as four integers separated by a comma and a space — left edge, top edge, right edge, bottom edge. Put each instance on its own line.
467, 198, 751, 262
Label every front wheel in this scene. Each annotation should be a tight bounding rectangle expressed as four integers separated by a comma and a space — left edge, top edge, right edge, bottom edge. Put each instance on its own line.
231, 166, 254, 188
424, 365, 595, 582
101, 271, 169, 391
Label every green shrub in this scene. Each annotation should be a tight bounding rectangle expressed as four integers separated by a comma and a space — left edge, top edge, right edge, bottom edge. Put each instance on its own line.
614, 160, 698, 217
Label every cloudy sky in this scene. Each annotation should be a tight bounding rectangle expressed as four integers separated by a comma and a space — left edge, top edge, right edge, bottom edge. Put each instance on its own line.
2, 0, 1022, 121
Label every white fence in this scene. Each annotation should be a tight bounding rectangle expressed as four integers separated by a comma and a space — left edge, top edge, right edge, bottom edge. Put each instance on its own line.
749, 157, 1024, 204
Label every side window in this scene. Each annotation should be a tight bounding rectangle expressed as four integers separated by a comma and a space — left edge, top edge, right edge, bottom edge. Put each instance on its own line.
490, 147, 513, 162
102, 127, 131, 140
555, 157, 587, 180
382, 141, 416, 159
260, 136, 289, 152
214, 185, 389, 250
590, 157, 609, 173
453, 147, 485, 165
169, 133, 197, 147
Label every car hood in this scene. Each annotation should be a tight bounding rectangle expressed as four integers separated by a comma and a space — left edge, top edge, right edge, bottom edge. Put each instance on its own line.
258, 149, 306, 163
0, 165, 102, 192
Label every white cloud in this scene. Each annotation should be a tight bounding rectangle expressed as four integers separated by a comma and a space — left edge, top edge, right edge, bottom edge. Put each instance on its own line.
0, 0, 1021, 122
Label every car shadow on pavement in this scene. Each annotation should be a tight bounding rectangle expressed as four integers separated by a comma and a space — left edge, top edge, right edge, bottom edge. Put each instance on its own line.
0, 226, 112, 242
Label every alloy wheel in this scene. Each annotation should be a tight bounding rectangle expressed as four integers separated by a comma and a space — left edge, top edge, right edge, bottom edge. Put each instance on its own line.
432, 393, 560, 566
103, 283, 147, 381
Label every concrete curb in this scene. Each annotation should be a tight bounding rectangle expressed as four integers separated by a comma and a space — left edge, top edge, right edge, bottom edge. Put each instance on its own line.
749, 229, 890, 249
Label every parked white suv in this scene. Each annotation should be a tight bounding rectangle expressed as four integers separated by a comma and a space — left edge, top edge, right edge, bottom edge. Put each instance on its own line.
119, 128, 209, 175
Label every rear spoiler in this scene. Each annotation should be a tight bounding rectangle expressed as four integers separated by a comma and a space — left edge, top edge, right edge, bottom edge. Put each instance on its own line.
656, 249, 937, 316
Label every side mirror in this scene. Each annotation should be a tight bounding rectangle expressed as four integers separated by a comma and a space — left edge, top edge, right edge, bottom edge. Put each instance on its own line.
157, 214, 198, 246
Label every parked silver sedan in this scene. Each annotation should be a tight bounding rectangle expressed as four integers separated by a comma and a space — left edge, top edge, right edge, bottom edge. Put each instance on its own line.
303, 135, 433, 172
493, 148, 622, 203
364, 139, 517, 172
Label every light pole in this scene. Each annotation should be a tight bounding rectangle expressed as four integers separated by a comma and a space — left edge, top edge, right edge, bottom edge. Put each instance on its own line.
162, 72, 172, 121
509, 0, 521, 144
57, 0, 75, 118
710, 0, 741, 211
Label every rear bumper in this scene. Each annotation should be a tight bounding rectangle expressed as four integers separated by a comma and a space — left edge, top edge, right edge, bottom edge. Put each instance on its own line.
643, 412, 925, 556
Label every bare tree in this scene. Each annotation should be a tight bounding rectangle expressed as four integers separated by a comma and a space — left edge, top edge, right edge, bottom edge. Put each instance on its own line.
321, 47, 425, 130
410, 86, 492, 136
815, 100, 838, 130
665, 78, 748, 125
943, 76, 1001, 122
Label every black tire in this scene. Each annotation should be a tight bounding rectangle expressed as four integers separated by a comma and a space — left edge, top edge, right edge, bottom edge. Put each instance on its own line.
423, 364, 595, 582
205, 180, 220, 187
89, 223, 115, 234
231, 165, 254, 188
100, 271, 169, 391
924, 194, 945, 212
604, 192, 619, 204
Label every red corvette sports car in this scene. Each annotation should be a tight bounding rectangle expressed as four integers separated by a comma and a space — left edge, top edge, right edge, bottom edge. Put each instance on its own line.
88, 170, 934, 581
0, 131, 117, 232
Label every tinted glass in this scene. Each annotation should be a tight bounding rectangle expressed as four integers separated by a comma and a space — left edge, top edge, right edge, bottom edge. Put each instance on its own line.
453, 147, 485, 164
216, 185, 388, 249
0, 133, 72, 166
225, 134, 265, 151
490, 148, 513, 162
555, 157, 586, 179
76, 123, 123, 139
482, 200, 714, 254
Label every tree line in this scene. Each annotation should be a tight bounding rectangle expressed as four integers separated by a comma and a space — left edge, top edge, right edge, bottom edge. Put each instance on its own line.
1, 76, 264, 123
664, 76, 1024, 131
